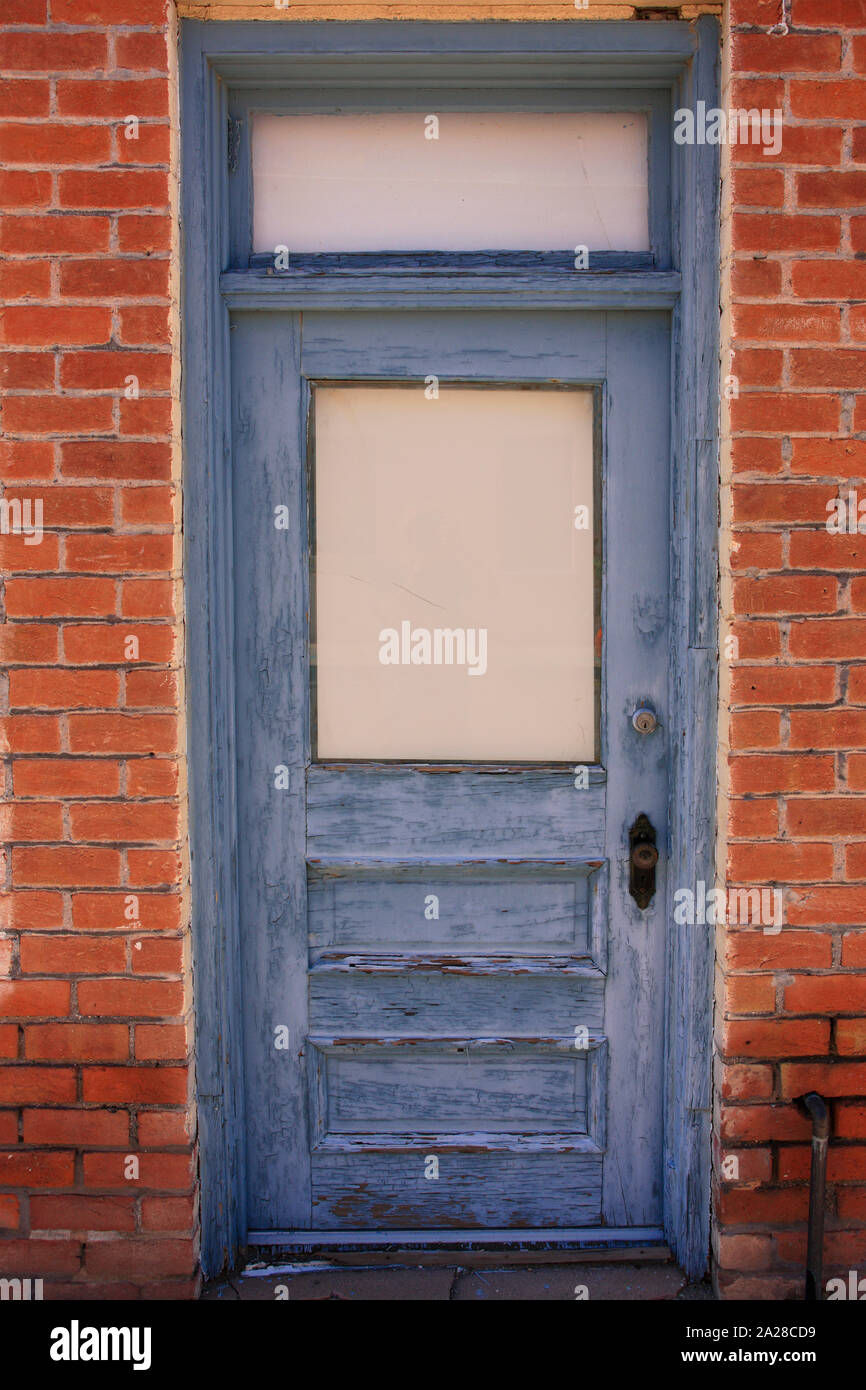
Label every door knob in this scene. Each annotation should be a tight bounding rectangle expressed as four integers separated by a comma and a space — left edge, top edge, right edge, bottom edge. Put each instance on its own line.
628, 813, 658, 909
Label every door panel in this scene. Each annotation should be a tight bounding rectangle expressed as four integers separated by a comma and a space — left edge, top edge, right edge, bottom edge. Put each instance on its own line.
230, 309, 670, 1235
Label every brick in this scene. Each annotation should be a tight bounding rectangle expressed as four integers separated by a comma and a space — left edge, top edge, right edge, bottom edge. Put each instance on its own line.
0, 533, 60, 573
791, 711, 866, 748
82, 1067, 187, 1104
115, 34, 168, 72
730, 393, 840, 434
733, 576, 837, 615
729, 755, 834, 795
728, 621, 782, 660
732, 168, 784, 209
0, 1067, 76, 1103
0, 351, 54, 389
733, 303, 840, 343
141, 1196, 194, 1232
0, 1238, 80, 1274
786, 799, 866, 835
842, 932, 866, 966
59, 259, 169, 299
0, 170, 51, 208
119, 397, 172, 436
137, 1111, 190, 1147
726, 931, 832, 971
730, 666, 836, 706
63, 623, 174, 665
13, 759, 119, 798
12, 847, 121, 888
0, 891, 62, 931
728, 841, 833, 881
732, 34, 841, 72
126, 761, 178, 798
23, 1108, 128, 1147
781, 1063, 866, 1098
122, 580, 174, 618
64, 534, 173, 573
5, 578, 115, 618
1, 214, 110, 258
0, 1196, 20, 1229
78, 979, 183, 1018
726, 975, 775, 1014
0, 32, 106, 72
0, 441, 53, 480
84, 1237, 195, 1279
57, 80, 168, 119
135, 1024, 187, 1060
59, 170, 168, 212
25, 1023, 128, 1061
838, 1019, 866, 1055
15, 485, 113, 529
61, 440, 171, 481
0, 802, 63, 841
0, 306, 111, 348
730, 710, 781, 750
0, 123, 111, 166
732, 214, 840, 254
791, 349, 866, 388
0, 80, 50, 118
122, 486, 174, 527
67, 714, 176, 755
83, 1151, 193, 1189
798, 172, 866, 209
30, 1195, 135, 1233
726, 1019, 831, 1058
10, 669, 119, 710
790, 81, 866, 120
0, 715, 61, 753
719, 1187, 809, 1224
729, 798, 780, 837
0, 980, 70, 1018
71, 892, 181, 932
731, 259, 782, 298
117, 215, 171, 255
789, 531, 866, 569
787, 887, 866, 925
733, 484, 836, 524
70, 802, 179, 842
52, 0, 168, 23
792, 262, 866, 301
790, 620, 866, 660
20, 936, 125, 975
784, 976, 866, 1013
126, 670, 177, 708
126, 850, 180, 888
117, 306, 170, 345
60, 350, 170, 392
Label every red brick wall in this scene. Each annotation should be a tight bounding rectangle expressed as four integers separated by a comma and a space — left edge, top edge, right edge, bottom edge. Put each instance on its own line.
0, 0, 196, 1297
717, 0, 866, 1297
0, 0, 864, 1300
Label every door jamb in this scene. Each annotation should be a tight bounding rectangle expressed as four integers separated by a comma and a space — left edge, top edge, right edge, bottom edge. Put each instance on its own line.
180, 17, 720, 1280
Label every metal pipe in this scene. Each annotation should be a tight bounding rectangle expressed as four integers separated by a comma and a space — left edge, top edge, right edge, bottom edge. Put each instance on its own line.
799, 1092, 829, 1301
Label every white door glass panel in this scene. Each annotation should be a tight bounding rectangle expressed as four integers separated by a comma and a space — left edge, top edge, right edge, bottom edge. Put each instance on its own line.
313, 386, 597, 762
253, 112, 649, 253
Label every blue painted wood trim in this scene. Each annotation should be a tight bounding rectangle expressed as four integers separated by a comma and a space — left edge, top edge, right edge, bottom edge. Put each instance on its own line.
663, 14, 720, 1281
180, 22, 248, 1277
219, 270, 682, 312
181, 16, 719, 1279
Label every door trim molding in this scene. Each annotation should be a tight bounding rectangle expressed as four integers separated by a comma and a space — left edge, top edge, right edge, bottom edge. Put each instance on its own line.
180, 17, 720, 1280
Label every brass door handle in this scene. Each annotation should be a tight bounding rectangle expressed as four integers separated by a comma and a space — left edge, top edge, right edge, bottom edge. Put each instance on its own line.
629, 813, 658, 909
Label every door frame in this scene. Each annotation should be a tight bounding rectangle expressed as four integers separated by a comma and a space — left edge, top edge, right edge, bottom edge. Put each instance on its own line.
180, 17, 720, 1280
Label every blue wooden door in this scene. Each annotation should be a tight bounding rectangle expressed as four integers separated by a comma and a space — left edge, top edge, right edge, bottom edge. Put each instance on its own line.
231, 308, 670, 1238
